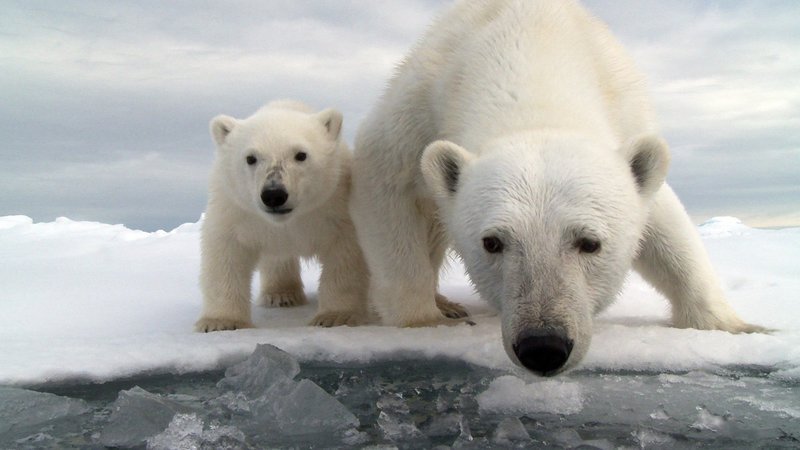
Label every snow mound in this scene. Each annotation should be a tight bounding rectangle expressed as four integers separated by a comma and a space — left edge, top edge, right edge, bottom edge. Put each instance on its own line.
698, 216, 752, 238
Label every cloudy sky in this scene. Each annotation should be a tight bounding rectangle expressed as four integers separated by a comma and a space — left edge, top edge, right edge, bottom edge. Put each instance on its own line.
2, 0, 798, 231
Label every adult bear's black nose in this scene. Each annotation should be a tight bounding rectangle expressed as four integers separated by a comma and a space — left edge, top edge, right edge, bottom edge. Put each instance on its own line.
513, 328, 573, 375
261, 187, 288, 208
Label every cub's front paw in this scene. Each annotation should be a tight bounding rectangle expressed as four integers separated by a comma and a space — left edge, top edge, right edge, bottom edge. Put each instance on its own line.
259, 290, 308, 308
309, 311, 365, 327
194, 317, 253, 333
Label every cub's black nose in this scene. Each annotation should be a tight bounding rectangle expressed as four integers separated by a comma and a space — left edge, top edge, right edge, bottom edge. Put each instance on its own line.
513, 328, 573, 375
261, 188, 288, 208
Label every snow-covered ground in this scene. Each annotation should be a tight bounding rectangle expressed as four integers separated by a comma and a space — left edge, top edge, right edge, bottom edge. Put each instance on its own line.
1, 214, 797, 386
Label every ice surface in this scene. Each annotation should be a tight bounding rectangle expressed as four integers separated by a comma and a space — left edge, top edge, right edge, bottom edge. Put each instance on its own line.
1, 215, 798, 387
217, 343, 300, 398
476, 375, 584, 415
0, 387, 88, 438
100, 386, 196, 448
146, 413, 246, 450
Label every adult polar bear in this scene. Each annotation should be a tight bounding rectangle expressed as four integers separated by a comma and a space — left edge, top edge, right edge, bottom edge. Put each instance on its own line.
350, 0, 762, 375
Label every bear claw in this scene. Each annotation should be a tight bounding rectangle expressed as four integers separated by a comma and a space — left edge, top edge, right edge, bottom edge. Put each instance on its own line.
194, 318, 253, 333
260, 291, 308, 308
309, 311, 365, 327
435, 293, 469, 319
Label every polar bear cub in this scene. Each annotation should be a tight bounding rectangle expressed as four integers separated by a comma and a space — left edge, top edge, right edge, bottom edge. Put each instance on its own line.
195, 100, 368, 332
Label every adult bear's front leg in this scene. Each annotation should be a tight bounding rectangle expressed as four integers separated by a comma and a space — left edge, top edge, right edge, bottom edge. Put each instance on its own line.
350, 178, 450, 327
633, 184, 765, 333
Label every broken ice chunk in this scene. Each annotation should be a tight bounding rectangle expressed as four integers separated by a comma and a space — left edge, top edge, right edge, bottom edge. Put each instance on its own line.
0, 387, 88, 439
476, 375, 584, 415
632, 427, 676, 448
423, 412, 463, 438
100, 386, 195, 448
146, 413, 246, 450
690, 405, 728, 432
649, 405, 671, 421
492, 416, 531, 444
217, 344, 300, 398
377, 410, 425, 443
251, 379, 358, 436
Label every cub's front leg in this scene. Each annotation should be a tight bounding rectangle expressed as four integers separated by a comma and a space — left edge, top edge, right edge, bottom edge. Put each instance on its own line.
195, 232, 258, 332
257, 257, 308, 308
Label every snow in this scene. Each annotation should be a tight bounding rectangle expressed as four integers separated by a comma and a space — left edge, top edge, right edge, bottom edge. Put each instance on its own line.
0, 214, 798, 388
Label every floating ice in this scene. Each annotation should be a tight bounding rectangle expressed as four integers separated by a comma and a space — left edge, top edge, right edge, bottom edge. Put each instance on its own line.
451, 418, 482, 448
690, 405, 727, 432
217, 343, 300, 398
376, 393, 425, 443
100, 386, 195, 448
377, 410, 425, 443
250, 378, 358, 436
423, 412, 463, 437
491, 416, 531, 444
632, 427, 676, 448
146, 413, 245, 450
0, 387, 88, 438
649, 405, 671, 421
476, 375, 584, 415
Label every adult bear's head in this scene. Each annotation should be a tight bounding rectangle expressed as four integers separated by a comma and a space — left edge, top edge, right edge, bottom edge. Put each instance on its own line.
421, 131, 669, 375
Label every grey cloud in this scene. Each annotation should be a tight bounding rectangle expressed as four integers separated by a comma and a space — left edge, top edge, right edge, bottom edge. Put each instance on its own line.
1, 0, 798, 230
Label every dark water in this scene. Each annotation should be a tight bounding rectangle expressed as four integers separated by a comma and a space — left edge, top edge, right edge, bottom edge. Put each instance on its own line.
1, 358, 798, 449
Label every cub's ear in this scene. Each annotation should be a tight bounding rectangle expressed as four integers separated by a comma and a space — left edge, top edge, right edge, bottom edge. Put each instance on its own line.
624, 134, 671, 198
421, 140, 475, 202
315, 108, 343, 140
210, 115, 238, 147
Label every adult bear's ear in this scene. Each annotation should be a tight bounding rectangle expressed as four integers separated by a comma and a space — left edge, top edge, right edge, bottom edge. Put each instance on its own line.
624, 134, 671, 198
421, 140, 475, 204
315, 108, 343, 141
210, 115, 238, 147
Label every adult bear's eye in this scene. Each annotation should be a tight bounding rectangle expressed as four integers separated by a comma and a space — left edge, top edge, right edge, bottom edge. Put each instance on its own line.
246, 155, 257, 166
577, 238, 601, 254
294, 151, 308, 162
482, 236, 504, 254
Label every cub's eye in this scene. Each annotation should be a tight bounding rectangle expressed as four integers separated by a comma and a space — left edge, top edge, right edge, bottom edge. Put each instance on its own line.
294, 151, 307, 162
246, 155, 257, 166
577, 238, 601, 254
482, 236, 504, 254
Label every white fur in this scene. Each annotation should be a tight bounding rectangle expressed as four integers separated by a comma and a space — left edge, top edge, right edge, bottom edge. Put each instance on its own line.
351, 0, 761, 373
196, 101, 368, 332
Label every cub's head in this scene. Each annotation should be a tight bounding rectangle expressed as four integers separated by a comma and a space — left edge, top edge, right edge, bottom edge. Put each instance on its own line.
209, 102, 346, 223
422, 132, 669, 375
